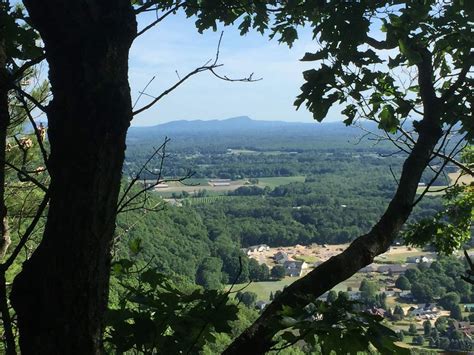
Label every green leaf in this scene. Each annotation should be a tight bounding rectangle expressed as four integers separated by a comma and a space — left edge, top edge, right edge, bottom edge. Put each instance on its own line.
398, 39, 422, 65
342, 104, 357, 126
378, 105, 398, 133
128, 237, 142, 255
301, 50, 328, 62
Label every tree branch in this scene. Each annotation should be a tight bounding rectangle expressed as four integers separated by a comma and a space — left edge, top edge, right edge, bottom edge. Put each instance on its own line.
16, 93, 49, 167
223, 47, 443, 355
135, 2, 184, 37
12, 54, 46, 82
440, 53, 473, 102
0, 272, 16, 354
13, 85, 48, 113
132, 32, 259, 117
0, 191, 49, 271
365, 36, 396, 50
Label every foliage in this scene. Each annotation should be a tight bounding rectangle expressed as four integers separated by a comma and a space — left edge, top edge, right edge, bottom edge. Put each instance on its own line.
393, 305, 404, 318
450, 305, 463, 321
235, 291, 257, 308
271, 297, 409, 355
413, 335, 424, 346
395, 275, 411, 291
423, 320, 432, 337
196, 257, 223, 289
404, 185, 473, 254
405, 257, 472, 303
106, 256, 239, 354
0, 2, 42, 63
271, 265, 285, 280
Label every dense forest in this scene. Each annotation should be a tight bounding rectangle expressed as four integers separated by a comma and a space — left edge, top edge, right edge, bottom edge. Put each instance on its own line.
117, 121, 448, 290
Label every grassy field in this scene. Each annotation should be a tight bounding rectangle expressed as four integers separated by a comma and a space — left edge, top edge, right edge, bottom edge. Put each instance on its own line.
153, 176, 306, 196
293, 255, 318, 263
229, 272, 385, 301
258, 176, 306, 189
374, 250, 437, 263
227, 149, 298, 156
230, 278, 298, 301
415, 170, 473, 196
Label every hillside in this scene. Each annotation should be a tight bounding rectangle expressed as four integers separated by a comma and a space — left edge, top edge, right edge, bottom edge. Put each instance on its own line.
126, 116, 367, 148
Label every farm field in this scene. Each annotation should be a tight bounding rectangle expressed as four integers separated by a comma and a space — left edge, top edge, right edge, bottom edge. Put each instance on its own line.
229, 271, 391, 302
257, 176, 306, 188
152, 176, 306, 195
374, 248, 438, 263
415, 169, 473, 196
449, 171, 474, 186
227, 149, 298, 155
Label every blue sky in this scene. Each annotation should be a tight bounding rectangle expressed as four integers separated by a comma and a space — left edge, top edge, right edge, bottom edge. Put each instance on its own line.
130, 11, 325, 126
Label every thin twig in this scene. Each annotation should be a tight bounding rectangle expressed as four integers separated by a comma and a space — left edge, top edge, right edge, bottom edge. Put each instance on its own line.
135, 3, 184, 37
133, 32, 259, 117
1, 191, 49, 270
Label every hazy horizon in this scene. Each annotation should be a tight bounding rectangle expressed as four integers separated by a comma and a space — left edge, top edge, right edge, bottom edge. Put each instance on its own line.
129, 115, 346, 128
129, 11, 344, 127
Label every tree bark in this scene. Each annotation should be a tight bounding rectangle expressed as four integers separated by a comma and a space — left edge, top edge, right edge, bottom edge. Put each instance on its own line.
10, 2, 136, 354
224, 52, 443, 354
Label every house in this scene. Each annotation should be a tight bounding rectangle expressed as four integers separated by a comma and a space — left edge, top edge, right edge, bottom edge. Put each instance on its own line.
377, 264, 408, 274
359, 264, 377, 273
246, 244, 270, 253
283, 260, 308, 277
273, 251, 289, 264
464, 303, 474, 312
212, 182, 231, 186
209, 179, 231, 187
209, 179, 231, 183
406, 255, 432, 264
399, 290, 413, 300
451, 321, 473, 337
367, 307, 386, 317
408, 303, 439, 317
318, 291, 329, 301
347, 291, 362, 301
255, 301, 268, 311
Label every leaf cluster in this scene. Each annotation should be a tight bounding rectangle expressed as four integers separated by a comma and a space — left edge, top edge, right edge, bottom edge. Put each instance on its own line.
106, 254, 239, 354
272, 296, 409, 354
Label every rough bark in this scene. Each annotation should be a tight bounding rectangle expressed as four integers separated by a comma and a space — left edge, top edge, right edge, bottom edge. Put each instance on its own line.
9, 2, 136, 354
224, 52, 443, 354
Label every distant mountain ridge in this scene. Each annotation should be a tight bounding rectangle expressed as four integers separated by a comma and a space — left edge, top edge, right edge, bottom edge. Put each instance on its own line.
128, 116, 356, 138
132, 116, 312, 131
125, 116, 393, 152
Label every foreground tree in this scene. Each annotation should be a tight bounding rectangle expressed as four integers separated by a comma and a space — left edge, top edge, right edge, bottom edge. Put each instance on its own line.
198, 1, 472, 352
3, 1, 252, 353
7, 2, 136, 353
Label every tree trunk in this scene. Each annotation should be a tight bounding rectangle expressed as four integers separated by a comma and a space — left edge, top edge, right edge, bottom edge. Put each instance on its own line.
224, 52, 443, 354
10, 2, 136, 354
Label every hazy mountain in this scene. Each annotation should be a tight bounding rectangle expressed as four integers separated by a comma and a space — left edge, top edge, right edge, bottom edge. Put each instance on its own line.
125, 116, 386, 152
128, 116, 360, 139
